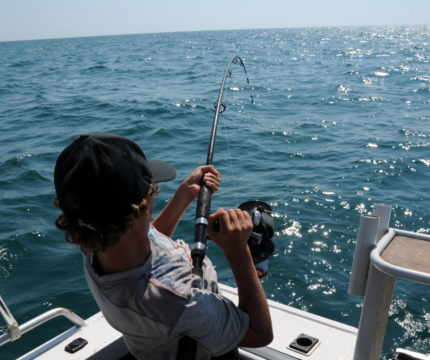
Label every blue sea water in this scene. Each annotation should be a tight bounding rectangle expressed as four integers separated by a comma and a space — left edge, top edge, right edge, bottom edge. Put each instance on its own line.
1, 26, 430, 359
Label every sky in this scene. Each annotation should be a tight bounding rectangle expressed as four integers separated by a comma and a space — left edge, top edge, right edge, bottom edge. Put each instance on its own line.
0, 0, 429, 42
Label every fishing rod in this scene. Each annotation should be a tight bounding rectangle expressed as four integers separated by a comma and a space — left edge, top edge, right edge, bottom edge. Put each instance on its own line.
176, 55, 280, 360
176, 55, 253, 360
191, 55, 253, 280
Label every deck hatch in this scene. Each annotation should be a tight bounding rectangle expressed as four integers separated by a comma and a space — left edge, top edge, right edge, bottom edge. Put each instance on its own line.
289, 334, 319, 354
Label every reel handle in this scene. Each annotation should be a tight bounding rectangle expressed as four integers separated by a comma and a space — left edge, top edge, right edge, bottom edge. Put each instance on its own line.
213, 219, 220, 232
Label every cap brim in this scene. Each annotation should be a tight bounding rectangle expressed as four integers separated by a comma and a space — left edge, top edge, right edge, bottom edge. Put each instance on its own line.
148, 159, 176, 183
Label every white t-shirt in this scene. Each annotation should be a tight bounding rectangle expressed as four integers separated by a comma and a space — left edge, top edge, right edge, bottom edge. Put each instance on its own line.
84, 224, 249, 360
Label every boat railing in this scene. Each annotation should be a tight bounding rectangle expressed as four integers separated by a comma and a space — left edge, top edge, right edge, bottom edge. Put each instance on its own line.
349, 203, 430, 360
0, 295, 85, 347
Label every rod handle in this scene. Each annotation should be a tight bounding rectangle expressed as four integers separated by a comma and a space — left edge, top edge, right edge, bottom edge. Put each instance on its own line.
195, 184, 212, 219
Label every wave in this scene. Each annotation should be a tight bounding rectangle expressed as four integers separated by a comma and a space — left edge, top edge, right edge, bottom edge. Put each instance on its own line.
82, 64, 109, 71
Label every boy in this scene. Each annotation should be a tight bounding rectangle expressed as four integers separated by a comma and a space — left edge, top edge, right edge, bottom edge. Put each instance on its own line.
54, 133, 273, 360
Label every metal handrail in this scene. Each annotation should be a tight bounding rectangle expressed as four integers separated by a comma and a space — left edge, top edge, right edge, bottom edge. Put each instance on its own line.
0, 308, 86, 346
370, 228, 430, 285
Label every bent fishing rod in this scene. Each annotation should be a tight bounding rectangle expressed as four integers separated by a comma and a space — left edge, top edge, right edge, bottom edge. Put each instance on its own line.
191, 55, 254, 278
177, 56, 280, 360
176, 55, 253, 360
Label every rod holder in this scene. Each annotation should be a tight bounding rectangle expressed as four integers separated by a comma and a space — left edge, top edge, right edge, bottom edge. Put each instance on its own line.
373, 203, 392, 243
348, 214, 380, 297
353, 203, 394, 360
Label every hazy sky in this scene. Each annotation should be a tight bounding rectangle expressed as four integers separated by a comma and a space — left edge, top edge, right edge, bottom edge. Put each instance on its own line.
1, 0, 429, 42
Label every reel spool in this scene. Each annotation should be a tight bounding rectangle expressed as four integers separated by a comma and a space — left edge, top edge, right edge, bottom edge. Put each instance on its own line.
238, 200, 278, 279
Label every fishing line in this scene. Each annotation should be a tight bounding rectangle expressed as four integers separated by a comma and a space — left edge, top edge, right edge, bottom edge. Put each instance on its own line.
220, 75, 239, 208
218, 57, 255, 208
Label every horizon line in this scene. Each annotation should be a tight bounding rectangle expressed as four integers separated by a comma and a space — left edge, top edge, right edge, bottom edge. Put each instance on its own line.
1, 23, 429, 44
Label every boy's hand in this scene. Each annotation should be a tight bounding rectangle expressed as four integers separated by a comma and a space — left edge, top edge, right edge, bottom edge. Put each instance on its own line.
183, 165, 221, 200
154, 166, 220, 238
207, 208, 253, 258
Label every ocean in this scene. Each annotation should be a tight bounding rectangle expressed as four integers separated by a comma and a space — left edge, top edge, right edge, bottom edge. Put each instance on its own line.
1, 26, 430, 359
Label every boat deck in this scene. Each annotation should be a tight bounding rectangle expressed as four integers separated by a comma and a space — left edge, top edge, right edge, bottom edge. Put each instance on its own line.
17, 284, 357, 360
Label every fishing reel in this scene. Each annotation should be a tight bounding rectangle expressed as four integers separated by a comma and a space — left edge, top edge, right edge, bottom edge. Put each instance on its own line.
209, 200, 279, 278
238, 200, 277, 279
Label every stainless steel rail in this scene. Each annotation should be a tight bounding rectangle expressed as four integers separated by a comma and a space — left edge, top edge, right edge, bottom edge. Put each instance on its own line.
0, 307, 85, 346
370, 228, 430, 285
0, 295, 21, 342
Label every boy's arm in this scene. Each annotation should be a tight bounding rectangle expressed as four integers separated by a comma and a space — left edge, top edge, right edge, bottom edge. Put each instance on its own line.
207, 209, 274, 348
152, 165, 221, 237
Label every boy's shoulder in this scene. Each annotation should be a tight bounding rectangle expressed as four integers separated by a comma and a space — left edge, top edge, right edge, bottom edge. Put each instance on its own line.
147, 225, 202, 300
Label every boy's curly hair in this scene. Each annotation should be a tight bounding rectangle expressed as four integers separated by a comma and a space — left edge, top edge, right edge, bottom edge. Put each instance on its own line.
54, 183, 160, 254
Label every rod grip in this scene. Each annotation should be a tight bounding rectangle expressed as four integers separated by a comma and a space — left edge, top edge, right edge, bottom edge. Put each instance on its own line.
348, 215, 380, 297
195, 184, 212, 219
